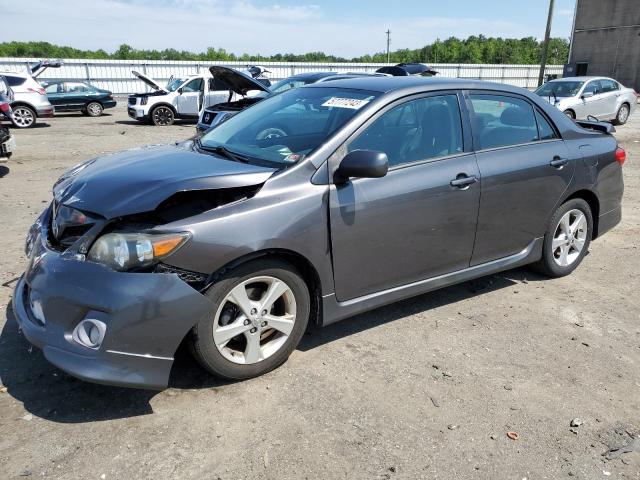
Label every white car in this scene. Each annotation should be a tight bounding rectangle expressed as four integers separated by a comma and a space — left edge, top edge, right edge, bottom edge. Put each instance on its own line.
127, 69, 265, 126
535, 76, 637, 125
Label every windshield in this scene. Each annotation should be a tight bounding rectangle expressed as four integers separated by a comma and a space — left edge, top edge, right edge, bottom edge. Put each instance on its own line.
200, 87, 380, 165
166, 78, 186, 92
535, 81, 584, 98
270, 77, 323, 94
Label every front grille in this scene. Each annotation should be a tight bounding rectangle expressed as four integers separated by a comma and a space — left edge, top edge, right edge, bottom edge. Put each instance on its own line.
155, 263, 208, 290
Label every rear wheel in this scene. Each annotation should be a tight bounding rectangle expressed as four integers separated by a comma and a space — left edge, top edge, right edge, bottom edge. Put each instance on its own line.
532, 198, 592, 278
613, 103, 630, 125
191, 259, 310, 380
11, 105, 36, 128
84, 102, 103, 117
150, 105, 175, 126
563, 109, 576, 120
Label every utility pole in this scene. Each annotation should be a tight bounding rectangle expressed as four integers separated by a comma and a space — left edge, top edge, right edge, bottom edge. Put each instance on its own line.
386, 29, 391, 63
538, 0, 555, 86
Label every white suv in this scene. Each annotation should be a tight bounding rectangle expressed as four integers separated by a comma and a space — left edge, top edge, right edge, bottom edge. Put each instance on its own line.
0, 60, 59, 128
128, 68, 266, 126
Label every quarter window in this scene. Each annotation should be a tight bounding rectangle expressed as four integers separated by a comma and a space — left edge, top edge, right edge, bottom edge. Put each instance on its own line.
469, 94, 539, 149
535, 110, 558, 141
348, 95, 463, 168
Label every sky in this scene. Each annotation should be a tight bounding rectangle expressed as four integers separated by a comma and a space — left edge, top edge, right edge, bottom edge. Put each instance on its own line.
2, 0, 577, 57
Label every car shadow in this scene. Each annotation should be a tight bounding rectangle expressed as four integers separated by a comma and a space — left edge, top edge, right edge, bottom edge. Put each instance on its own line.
0, 165, 9, 177
0, 266, 543, 423
51, 113, 113, 118
114, 119, 196, 127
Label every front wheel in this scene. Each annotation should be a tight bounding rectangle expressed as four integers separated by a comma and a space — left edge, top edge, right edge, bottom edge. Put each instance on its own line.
12, 106, 36, 128
84, 102, 103, 117
613, 104, 630, 125
532, 198, 592, 278
191, 259, 310, 380
150, 105, 175, 126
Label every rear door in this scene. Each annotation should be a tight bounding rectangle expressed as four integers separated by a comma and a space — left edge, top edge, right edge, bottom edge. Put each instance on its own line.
467, 92, 574, 265
329, 92, 480, 301
176, 78, 203, 116
44, 82, 66, 109
205, 77, 233, 108
599, 79, 621, 119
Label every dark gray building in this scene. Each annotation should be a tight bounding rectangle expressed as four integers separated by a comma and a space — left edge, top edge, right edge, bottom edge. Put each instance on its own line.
567, 0, 640, 90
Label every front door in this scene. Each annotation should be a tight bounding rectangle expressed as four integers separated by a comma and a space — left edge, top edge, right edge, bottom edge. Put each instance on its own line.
467, 92, 574, 265
329, 93, 480, 301
176, 78, 203, 116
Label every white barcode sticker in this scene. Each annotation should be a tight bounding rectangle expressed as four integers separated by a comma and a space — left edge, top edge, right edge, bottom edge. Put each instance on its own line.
322, 97, 370, 109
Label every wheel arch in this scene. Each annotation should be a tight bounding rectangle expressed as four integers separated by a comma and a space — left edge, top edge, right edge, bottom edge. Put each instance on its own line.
206, 249, 323, 328
150, 102, 177, 115
10, 101, 38, 117
563, 189, 601, 238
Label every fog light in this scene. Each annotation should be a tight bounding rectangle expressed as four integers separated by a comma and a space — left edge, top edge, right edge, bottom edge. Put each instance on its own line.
72, 319, 106, 349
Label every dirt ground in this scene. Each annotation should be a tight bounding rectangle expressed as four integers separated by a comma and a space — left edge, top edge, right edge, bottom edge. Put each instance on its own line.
0, 104, 639, 480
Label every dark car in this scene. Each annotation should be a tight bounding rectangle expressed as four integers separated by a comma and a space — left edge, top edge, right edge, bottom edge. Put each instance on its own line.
376, 62, 439, 77
41, 81, 117, 117
14, 77, 625, 389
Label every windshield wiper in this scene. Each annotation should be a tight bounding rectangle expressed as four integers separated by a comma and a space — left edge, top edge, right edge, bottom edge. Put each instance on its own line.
196, 139, 249, 163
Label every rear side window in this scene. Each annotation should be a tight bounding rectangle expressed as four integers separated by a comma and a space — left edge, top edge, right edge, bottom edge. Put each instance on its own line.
209, 77, 230, 91
600, 79, 619, 93
469, 94, 539, 149
5, 75, 26, 87
535, 110, 558, 141
349, 94, 463, 167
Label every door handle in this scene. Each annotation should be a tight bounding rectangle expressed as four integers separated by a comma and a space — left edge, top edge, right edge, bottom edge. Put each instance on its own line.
550, 156, 569, 168
450, 175, 478, 188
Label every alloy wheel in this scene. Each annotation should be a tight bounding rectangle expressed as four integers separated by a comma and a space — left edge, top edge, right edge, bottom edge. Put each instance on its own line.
152, 107, 174, 126
618, 105, 629, 124
87, 102, 103, 117
552, 209, 588, 267
12, 107, 35, 128
212, 276, 297, 365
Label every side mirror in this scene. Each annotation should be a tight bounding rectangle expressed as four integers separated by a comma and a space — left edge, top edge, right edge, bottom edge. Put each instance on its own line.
582, 91, 594, 99
334, 150, 389, 184
177, 87, 184, 94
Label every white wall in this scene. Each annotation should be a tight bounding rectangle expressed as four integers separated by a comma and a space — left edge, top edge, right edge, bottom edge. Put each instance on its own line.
0, 58, 563, 94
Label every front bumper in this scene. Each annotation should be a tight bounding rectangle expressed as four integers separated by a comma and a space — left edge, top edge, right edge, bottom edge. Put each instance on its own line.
128, 105, 148, 120
0, 133, 15, 160
12, 217, 214, 389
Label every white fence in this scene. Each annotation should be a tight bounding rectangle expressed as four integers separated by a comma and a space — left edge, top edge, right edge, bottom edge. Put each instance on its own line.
0, 58, 563, 94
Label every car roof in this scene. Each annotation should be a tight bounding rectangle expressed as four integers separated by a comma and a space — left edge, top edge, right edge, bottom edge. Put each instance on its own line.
283, 72, 338, 81
549, 76, 611, 82
304, 76, 531, 95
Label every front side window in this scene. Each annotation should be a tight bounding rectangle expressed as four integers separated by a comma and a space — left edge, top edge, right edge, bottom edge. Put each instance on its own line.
583, 81, 601, 95
470, 94, 538, 150
200, 87, 380, 166
348, 94, 463, 167
182, 78, 203, 93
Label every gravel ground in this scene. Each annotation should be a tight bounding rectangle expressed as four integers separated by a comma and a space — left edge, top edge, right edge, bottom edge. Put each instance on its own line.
0, 105, 639, 480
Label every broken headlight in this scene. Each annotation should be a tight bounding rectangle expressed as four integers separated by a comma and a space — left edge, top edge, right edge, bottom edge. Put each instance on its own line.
87, 232, 190, 271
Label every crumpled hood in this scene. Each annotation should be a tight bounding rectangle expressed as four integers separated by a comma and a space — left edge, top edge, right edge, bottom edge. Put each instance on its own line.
53, 143, 276, 219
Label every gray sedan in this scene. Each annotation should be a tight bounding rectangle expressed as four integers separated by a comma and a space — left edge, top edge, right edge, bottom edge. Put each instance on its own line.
14, 77, 626, 389
536, 76, 637, 124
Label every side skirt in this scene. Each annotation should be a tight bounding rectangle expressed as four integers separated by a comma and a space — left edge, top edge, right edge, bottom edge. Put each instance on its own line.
321, 238, 543, 326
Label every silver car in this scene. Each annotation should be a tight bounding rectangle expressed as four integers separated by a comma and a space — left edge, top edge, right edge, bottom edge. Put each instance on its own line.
535, 76, 637, 125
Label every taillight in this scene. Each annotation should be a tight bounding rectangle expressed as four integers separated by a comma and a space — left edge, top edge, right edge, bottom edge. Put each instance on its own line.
615, 147, 626, 165
28, 87, 46, 95
0, 102, 9, 113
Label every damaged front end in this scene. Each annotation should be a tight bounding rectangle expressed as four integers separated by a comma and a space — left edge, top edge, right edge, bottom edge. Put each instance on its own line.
14, 144, 276, 388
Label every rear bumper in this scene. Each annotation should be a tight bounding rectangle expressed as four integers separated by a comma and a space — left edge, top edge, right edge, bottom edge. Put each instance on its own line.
35, 106, 54, 117
596, 205, 621, 238
103, 99, 117, 109
12, 213, 215, 389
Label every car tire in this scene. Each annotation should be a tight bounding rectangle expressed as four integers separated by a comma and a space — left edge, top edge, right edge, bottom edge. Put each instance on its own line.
563, 109, 576, 120
84, 102, 104, 117
11, 105, 37, 128
150, 106, 175, 126
612, 103, 630, 126
532, 198, 593, 278
191, 259, 311, 380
